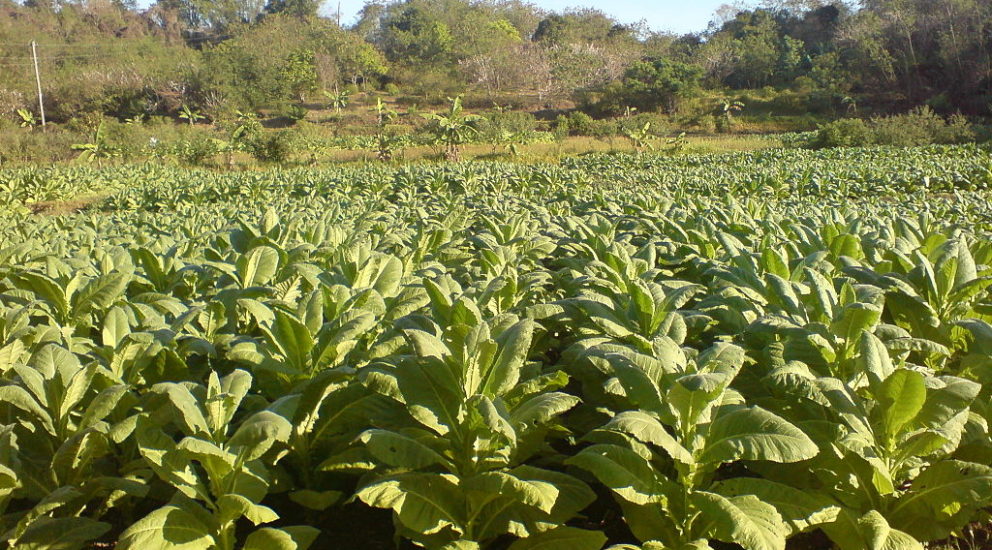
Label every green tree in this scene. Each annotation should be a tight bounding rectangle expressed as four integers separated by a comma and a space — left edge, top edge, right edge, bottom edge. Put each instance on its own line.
283, 49, 318, 101
776, 35, 807, 82
263, 0, 321, 19
532, 8, 617, 45
610, 58, 703, 113
382, 2, 454, 63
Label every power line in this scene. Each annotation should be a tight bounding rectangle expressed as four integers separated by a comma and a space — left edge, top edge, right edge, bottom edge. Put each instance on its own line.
0, 47, 201, 68
0, 52, 138, 62
0, 44, 155, 57
0, 53, 143, 67
0, 35, 232, 66
0, 33, 231, 49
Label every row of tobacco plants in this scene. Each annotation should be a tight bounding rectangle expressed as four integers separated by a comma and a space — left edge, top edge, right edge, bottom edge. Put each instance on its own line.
0, 144, 991, 549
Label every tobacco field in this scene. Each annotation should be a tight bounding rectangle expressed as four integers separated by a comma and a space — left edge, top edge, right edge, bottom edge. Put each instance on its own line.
0, 144, 992, 550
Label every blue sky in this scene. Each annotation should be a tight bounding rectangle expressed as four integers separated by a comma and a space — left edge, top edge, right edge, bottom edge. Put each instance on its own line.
325, 0, 736, 34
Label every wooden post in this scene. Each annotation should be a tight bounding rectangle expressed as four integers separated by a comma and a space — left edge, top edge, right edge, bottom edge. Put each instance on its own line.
31, 41, 46, 129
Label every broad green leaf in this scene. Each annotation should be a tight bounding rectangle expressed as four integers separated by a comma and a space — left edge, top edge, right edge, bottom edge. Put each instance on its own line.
888, 460, 992, 541
395, 357, 462, 435
567, 444, 667, 506
824, 510, 922, 550
360, 429, 447, 469
712, 478, 839, 534
878, 369, 926, 444
701, 407, 818, 464
135, 419, 206, 500
228, 410, 291, 461
243, 526, 320, 550
510, 392, 580, 427
14, 516, 111, 550
217, 494, 279, 526
832, 303, 882, 348
405, 329, 450, 360
102, 306, 130, 348
761, 248, 790, 280
830, 234, 863, 261
75, 272, 130, 315
0, 386, 53, 432
357, 473, 464, 536
238, 246, 279, 288
0, 339, 25, 374
481, 319, 534, 397
117, 505, 213, 550
690, 492, 788, 550
507, 527, 608, 550
604, 411, 693, 465
152, 383, 209, 436
464, 471, 559, 513
267, 311, 314, 373
858, 331, 894, 386
80, 385, 128, 428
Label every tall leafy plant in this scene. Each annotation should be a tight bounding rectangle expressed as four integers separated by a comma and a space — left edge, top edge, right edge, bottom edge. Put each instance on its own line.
569, 340, 824, 550
354, 311, 596, 548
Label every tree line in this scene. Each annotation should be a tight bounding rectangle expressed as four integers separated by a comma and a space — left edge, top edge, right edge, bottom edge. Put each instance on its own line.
0, 0, 990, 125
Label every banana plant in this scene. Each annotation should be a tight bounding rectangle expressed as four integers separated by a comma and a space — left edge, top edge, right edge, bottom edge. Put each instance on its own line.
568, 340, 824, 550
354, 314, 596, 548
71, 122, 117, 165
119, 370, 318, 550
423, 96, 483, 162
15, 109, 37, 129
664, 132, 688, 155
323, 88, 350, 113
178, 104, 206, 126
372, 97, 397, 126
623, 122, 655, 152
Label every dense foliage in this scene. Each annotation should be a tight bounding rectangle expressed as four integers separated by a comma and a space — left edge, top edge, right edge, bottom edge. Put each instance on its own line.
814, 108, 977, 149
0, 145, 991, 549
2, 0, 991, 126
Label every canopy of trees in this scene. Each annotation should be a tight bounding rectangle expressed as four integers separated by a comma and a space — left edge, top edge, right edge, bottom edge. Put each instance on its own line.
0, 0, 989, 123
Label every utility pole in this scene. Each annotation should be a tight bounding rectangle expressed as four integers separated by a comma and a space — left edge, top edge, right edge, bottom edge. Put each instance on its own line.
30, 41, 46, 129
336, 1, 341, 26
